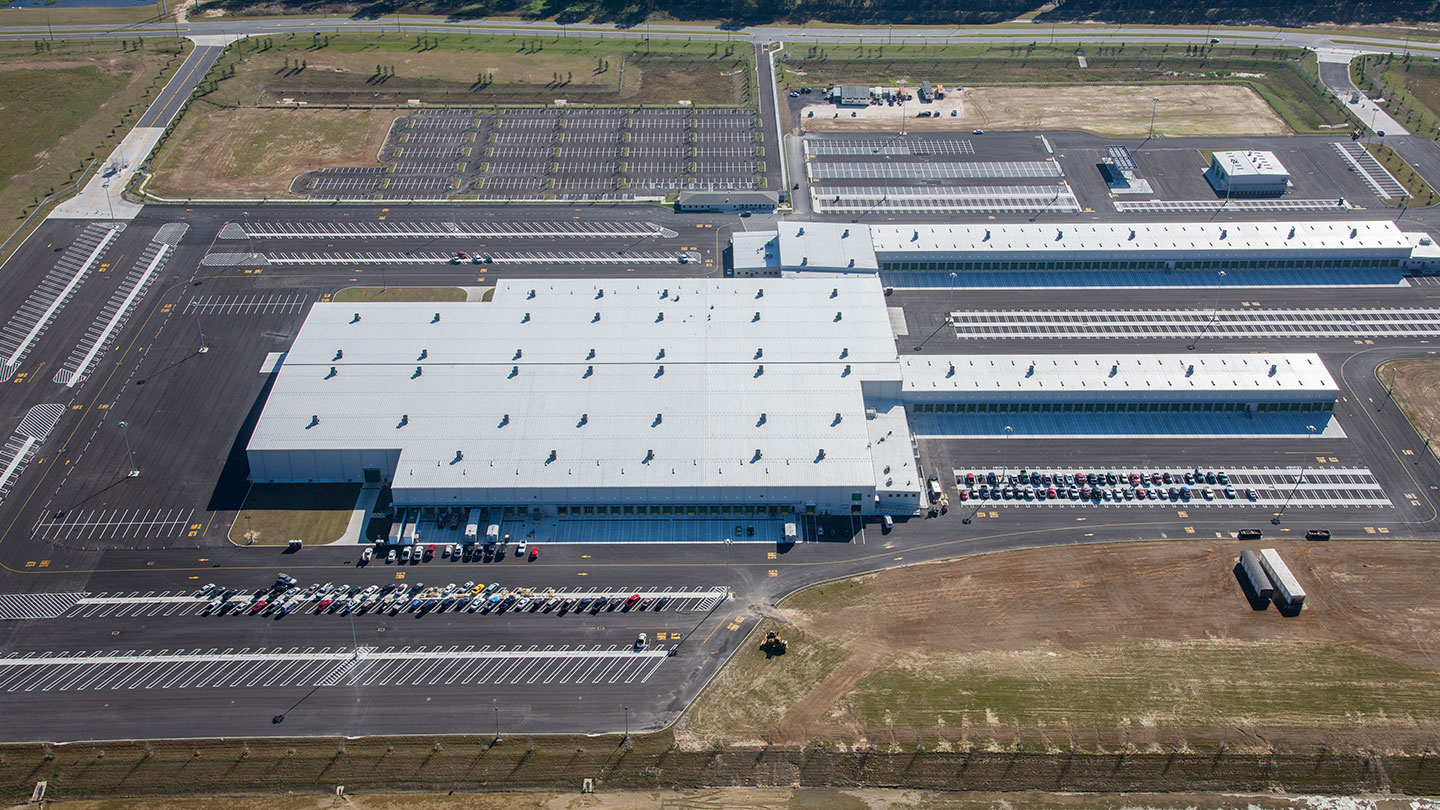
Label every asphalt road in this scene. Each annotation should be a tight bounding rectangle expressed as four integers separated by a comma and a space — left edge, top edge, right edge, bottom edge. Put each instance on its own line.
135, 44, 228, 129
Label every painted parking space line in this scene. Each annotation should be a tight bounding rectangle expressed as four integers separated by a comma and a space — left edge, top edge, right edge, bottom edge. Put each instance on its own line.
806, 137, 975, 156
1114, 198, 1351, 213
188, 294, 309, 315
35, 509, 194, 542
264, 251, 691, 265
953, 466, 1392, 508
949, 307, 1440, 339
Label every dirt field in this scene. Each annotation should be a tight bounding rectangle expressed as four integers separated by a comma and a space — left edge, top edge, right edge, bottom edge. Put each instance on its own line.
1386, 358, 1440, 456
147, 106, 397, 198
18, 792, 1439, 810
800, 85, 1288, 136
678, 540, 1440, 751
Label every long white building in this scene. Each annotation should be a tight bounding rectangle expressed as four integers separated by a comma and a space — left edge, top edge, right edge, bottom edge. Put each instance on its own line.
247, 279, 1344, 517
733, 220, 1439, 278
247, 277, 923, 516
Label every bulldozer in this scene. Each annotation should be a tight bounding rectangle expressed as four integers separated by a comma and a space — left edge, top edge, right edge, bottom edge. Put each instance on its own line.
760, 630, 788, 657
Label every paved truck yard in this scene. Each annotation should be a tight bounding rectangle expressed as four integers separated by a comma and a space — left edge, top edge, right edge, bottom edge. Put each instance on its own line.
792, 128, 1415, 220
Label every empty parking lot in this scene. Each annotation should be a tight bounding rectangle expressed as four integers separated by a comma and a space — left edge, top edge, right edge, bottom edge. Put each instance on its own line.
293, 108, 769, 201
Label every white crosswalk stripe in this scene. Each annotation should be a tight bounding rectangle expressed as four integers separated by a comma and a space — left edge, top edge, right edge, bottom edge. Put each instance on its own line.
0, 593, 86, 621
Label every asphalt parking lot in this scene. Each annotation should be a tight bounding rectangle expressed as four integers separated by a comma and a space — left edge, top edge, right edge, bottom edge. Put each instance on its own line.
293, 107, 772, 202
789, 124, 1416, 223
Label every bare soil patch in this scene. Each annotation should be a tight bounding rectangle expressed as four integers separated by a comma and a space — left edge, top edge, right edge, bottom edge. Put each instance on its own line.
148, 106, 397, 198
1386, 358, 1440, 457
679, 540, 1440, 750
801, 84, 1287, 136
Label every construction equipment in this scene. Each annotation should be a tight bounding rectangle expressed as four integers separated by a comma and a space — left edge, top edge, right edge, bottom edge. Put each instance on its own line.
760, 630, 788, 656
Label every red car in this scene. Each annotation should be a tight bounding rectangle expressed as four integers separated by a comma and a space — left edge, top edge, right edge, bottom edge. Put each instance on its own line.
249, 600, 268, 614
317, 598, 333, 611
529, 546, 539, 561
626, 594, 641, 608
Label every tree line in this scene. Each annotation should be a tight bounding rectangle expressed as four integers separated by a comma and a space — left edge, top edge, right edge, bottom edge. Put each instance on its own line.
204, 0, 1440, 27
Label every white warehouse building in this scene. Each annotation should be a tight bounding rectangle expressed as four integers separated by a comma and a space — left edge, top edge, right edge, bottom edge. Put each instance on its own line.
246, 277, 923, 516
733, 220, 1440, 282
1204, 149, 1290, 196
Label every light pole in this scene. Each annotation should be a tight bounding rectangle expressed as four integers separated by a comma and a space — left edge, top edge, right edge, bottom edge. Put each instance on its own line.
188, 301, 209, 354
947, 271, 957, 325
1273, 425, 1317, 524
1000, 425, 1013, 489
622, 705, 630, 740
243, 211, 254, 259
448, 167, 462, 231
1187, 270, 1226, 350
348, 608, 359, 661
102, 178, 117, 226
119, 421, 138, 478
493, 705, 501, 743
1148, 97, 1160, 139
723, 537, 733, 600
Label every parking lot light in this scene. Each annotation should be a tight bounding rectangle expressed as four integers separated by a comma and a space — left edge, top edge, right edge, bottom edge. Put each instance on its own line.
723, 537, 733, 600
119, 421, 138, 478
188, 300, 209, 354
1274, 424, 1317, 524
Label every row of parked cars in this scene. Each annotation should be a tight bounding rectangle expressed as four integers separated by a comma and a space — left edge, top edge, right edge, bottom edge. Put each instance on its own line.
377, 540, 537, 565
958, 469, 1258, 504
195, 578, 662, 618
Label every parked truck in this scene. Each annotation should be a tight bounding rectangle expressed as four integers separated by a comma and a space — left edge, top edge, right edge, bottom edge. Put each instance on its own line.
1258, 548, 1306, 608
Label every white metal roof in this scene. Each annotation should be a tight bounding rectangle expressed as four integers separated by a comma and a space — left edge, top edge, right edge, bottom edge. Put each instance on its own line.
732, 231, 780, 272
901, 353, 1337, 400
777, 221, 880, 272
1211, 150, 1288, 178
249, 277, 905, 495
868, 221, 1411, 260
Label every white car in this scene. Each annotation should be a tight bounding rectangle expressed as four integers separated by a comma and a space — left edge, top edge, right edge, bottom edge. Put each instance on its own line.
387, 549, 397, 563
516, 541, 528, 557
634, 632, 647, 651
361, 547, 373, 563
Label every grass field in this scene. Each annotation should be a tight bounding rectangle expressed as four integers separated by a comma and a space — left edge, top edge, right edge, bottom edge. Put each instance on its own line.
229, 483, 360, 545
147, 106, 396, 198
197, 32, 753, 108
1353, 53, 1440, 140
23, 791, 1440, 810
1385, 358, 1440, 461
678, 540, 1440, 751
0, 1, 166, 26
0, 38, 188, 246
0, 729, 1435, 799
1363, 141, 1438, 204
780, 43, 1351, 134
332, 285, 468, 302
